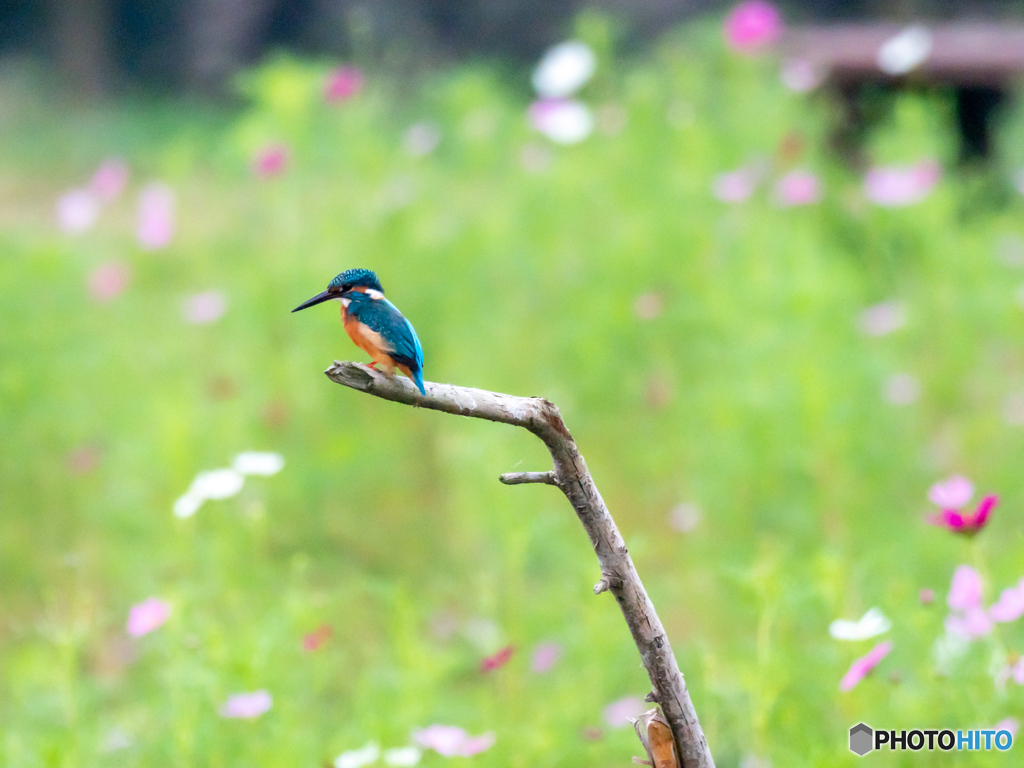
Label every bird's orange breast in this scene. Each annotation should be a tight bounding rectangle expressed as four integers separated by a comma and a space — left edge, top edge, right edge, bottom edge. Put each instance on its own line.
342, 307, 396, 371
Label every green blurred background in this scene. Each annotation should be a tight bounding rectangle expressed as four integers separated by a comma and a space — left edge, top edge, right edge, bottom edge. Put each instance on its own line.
4, 2, 1024, 766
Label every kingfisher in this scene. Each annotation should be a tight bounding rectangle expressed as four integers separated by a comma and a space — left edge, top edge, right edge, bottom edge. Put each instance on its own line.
292, 268, 426, 395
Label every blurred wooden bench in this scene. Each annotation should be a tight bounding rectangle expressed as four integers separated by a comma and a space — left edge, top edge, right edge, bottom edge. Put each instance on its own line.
782, 23, 1024, 161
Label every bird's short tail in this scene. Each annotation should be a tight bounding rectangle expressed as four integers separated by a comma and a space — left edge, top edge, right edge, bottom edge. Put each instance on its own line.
412, 368, 426, 396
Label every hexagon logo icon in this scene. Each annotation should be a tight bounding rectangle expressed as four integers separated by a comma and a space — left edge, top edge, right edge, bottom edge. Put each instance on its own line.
849, 723, 874, 756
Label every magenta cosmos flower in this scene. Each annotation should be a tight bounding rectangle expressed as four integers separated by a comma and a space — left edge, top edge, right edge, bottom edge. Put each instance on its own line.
126, 597, 170, 636
219, 690, 272, 718
324, 66, 364, 102
839, 640, 892, 691
928, 495, 997, 536
724, 2, 783, 53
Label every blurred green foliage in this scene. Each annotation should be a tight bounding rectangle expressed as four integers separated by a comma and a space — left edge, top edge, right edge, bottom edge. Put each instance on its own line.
2, 19, 1024, 768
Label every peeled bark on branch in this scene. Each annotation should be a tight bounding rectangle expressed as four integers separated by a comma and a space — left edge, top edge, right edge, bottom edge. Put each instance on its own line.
324, 361, 715, 768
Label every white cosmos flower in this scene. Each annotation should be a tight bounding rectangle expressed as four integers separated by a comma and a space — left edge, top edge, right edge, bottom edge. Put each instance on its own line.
173, 491, 204, 519
232, 452, 285, 476
190, 468, 244, 499
829, 607, 893, 641
529, 99, 593, 145
335, 743, 380, 768
532, 41, 596, 98
877, 25, 932, 75
57, 189, 100, 233
384, 746, 422, 766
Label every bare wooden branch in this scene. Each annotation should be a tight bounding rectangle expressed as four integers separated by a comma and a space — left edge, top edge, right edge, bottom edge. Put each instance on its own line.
324, 361, 715, 768
499, 471, 557, 485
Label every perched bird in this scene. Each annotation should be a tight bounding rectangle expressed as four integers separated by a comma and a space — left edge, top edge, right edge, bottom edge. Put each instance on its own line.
292, 268, 426, 395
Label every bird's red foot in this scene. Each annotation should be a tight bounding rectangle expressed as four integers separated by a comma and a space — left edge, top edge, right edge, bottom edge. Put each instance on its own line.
366, 361, 378, 370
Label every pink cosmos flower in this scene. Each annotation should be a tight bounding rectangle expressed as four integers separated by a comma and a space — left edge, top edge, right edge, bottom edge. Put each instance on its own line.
253, 144, 289, 177
88, 262, 130, 302
412, 725, 495, 757
136, 182, 175, 250
927, 495, 997, 536
602, 696, 647, 728
57, 189, 100, 234
303, 624, 333, 651
928, 475, 974, 508
990, 579, 1024, 623
945, 607, 993, 638
181, 291, 227, 324
858, 300, 906, 336
126, 597, 170, 636
774, 169, 821, 206
944, 565, 995, 638
531, 641, 561, 673
919, 588, 934, 605
480, 644, 514, 672
713, 168, 758, 203
839, 640, 892, 691
324, 66, 364, 102
724, 2, 783, 53
219, 690, 272, 718
781, 59, 824, 92
948, 565, 983, 611
90, 158, 130, 202
863, 161, 940, 207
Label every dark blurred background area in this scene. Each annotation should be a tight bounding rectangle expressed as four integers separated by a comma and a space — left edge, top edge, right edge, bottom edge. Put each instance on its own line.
3, 0, 1024, 96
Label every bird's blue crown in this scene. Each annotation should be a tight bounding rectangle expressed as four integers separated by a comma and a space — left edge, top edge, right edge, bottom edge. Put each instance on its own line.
329, 268, 383, 293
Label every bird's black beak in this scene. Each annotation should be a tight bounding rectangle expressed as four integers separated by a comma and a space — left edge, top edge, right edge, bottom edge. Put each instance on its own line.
292, 289, 335, 313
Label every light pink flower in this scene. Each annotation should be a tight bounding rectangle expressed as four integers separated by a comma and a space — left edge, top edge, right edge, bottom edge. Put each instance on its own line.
529, 98, 593, 145
928, 475, 974, 508
181, 291, 227, 324
136, 182, 175, 250
303, 624, 333, 651
88, 262, 130, 302
57, 189, 100, 233
324, 66, 364, 102
839, 640, 892, 691
253, 144, 289, 177
919, 588, 934, 605
531, 641, 561, 673
602, 696, 646, 728
996, 717, 1020, 734
863, 161, 940, 207
126, 597, 170, 636
858, 300, 906, 336
990, 579, 1024, 623
90, 158, 130, 202
713, 168, 757, 203
724, 2, 783, 53
945, 607, 993, 638
882, 373, 920, 405
781, 59, 824, 92
927, 495, 997, 536
219, 690, 272, 718
774, 169, 821, 206
412, 725, 495, 757
948, 565, 983, 611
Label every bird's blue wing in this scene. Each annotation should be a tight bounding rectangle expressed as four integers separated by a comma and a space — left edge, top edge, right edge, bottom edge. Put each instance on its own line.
348, 296, 423, 371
